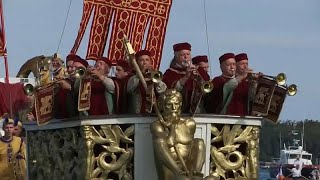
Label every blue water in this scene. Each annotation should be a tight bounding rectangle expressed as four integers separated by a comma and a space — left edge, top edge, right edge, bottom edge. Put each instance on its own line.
260, 168, 275, 180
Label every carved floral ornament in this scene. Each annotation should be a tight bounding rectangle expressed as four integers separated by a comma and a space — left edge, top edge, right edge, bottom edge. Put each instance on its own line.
209, 124, 260, 180
28, 125, 134, 180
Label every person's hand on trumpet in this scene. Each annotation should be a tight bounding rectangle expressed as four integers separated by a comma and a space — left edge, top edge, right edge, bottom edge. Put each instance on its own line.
88, 65, 105, 81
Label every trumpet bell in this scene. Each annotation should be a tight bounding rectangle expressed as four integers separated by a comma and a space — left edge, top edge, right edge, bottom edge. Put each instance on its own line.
24, 84, 34, 95
275, 73, 286, 86
151, 71, 163, 83
74, 67, 86, 78
287, 84, 297, 96
201, 81, 214, 93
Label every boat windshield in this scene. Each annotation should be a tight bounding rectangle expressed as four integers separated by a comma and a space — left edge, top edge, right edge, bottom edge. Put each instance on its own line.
302, 154, 312, 160
288, 154, 312, 160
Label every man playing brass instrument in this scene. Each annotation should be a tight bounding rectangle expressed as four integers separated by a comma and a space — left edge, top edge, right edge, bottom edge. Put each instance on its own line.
86, 57, 115, 115
192, 55, 210, 74
53, 54, 79, 119
191, 55, 211, 113
205, 53, 249, 115
127, 50, 167, 114
163, 42, 199, 113
150, 89, 205, 180
235, 53, 261, 115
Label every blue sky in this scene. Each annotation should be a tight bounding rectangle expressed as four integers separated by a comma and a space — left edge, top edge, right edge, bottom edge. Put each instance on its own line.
2, 0, 320, 120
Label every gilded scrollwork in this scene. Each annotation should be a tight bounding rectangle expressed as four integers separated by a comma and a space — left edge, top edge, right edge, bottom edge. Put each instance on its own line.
209, 124, 260, 180
27, 124, 134, 180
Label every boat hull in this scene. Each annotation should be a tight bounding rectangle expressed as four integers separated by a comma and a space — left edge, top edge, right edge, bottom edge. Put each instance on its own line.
268, 164, 320, 178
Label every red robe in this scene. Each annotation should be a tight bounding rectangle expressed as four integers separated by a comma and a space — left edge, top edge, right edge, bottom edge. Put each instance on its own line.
228, 80, 249, 116
205, 76, 248, 116
54, 88, 69, 119
54, 79, 77, 119
88, 80, 109, 115
113, 76, 131, 114
163, 67, 210, 113
205, 76, 249, 116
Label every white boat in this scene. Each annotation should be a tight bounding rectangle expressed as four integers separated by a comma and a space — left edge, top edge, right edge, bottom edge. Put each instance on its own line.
269, 122, 319, 178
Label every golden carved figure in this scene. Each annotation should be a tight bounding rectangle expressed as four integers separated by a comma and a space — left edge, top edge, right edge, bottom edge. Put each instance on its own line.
150, 89, 206, 180
209, 124, 260, 180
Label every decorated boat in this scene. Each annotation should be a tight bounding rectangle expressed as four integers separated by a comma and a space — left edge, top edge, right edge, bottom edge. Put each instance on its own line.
0, 1, 298, 180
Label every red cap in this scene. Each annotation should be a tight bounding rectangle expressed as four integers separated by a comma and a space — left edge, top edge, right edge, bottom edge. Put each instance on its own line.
235, 53, 248, 62
219, 53, 235, 64
66, 54, 81, 62
73, 56, 89, 68
135, 50, 151, 59
97, 57, 112, 67
116, 60, 131, 72
173, 42, 191, 52
192, 55, 208, 65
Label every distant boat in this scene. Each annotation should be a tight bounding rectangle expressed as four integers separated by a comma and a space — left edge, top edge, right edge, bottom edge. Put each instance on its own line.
268, 122, 319, 178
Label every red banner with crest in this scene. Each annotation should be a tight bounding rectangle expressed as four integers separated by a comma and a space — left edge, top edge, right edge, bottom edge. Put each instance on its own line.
71, 0, 172, 70
34, 84, 55, 125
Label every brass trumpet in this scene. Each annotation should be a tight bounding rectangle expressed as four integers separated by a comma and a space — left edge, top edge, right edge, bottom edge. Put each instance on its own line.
287, 84, 297, 96
250, 72, 286, 86
146, 69, 163, 83
24, 83, 35, 96
73, 67, 86, 78
201, 81, 214, 93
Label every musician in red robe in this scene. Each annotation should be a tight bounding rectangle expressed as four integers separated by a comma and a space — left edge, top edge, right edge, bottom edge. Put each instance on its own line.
235, 53, 261, 115
205, 53, 249, 116
87, 57, 115, 115
191, 55, 211, 113
192, 55, 210, 74
162, 42, 201, 112
53, 54, 79, 119
72, 56, 89, 117
127, 50, 167, 114
191, 55, 210, 81
113, 60, 133, 114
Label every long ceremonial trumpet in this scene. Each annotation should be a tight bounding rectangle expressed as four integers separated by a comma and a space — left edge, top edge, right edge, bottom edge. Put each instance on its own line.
146, 69, 163, 83
24, 83, 35, 96
287, 84, 297, 96
73, 67, 86, 78
201, 81, 214, 93
250, 72, 286, 86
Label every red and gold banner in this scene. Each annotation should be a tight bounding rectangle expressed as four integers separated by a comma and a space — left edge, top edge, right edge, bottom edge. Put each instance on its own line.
34, 84, 54, 125
71, 0, 172, 70
265, 86, 287, 124
78, 77, 91, 111
251, 78, 276, 117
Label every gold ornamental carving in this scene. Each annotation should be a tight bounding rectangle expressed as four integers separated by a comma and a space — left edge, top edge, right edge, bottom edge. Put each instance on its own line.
209, 125, 260, 180
27, 124, 134, 180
